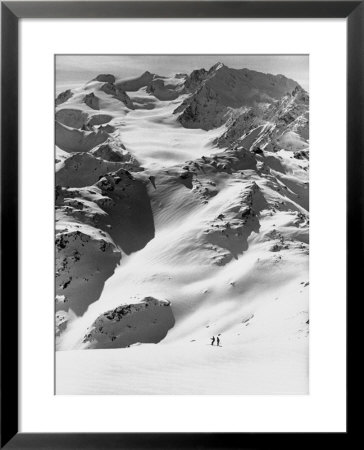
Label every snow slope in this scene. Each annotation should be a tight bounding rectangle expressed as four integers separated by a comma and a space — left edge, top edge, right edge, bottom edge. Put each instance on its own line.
55, 63, 309, 394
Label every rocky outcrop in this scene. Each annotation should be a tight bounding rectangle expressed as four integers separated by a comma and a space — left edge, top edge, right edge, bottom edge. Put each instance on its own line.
175, 84, 228, 130
55, 182, 133, 337
100, 82, 134, 109
146, 78, 180, 100
56, 109, 113, 130
213, 108, 261, 148
182, 145, 257, 177
83, 92, 100, 110
56, 152, 124, 188
214, 86, 309, 152
56, 309, 69, 336
294, 149, 309, 160
95, 74, 116, 83
55, 89, 73, 106
55, 121, 109, 152
87, 114, 113, 127
56, 165, 155, 258
56, 109, 90, 128
183, 68, 209, 92
90, 142, 142, 172
116, 71, 155, 91
95, 169, 155, 254
116, 71, 184, 101
55, 222, 121, 316
202, 182, 266, 265
82, 297, 175, 348
90, 142, 125, 161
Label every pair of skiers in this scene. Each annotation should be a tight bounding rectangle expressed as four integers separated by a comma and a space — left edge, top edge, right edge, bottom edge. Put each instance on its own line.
211, 335, 221, 346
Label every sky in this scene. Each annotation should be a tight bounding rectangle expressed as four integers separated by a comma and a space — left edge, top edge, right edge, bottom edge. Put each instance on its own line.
56, 54, 309, 92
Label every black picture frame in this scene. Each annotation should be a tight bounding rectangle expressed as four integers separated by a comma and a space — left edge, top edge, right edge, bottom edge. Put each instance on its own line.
1, 1, 358, 448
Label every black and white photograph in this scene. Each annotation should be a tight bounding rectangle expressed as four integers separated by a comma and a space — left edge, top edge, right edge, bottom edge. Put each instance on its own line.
55, 54, 309, 395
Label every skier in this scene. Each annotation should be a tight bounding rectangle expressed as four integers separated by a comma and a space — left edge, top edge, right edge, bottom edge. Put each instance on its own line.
211, 336, 215, 346
217, 335, 221, 346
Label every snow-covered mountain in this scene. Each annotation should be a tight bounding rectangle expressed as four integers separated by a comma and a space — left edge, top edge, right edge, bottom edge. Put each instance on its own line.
55, 63, 309, 394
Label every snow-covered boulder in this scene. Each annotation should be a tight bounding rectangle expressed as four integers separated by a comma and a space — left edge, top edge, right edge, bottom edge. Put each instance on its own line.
83, 297, 175, 348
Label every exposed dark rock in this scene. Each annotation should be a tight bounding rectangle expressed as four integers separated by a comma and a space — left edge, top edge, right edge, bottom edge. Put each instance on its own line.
55, 89, 73, 106
83, 92, 100, 110
101, 82, 134, 109
96, 74, 116, 83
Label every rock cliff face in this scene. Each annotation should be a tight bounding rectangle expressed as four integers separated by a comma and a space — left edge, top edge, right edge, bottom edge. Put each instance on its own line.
100, 82, 135, 109
83, 92, 100, 110
183, 68, 209, 92
175, 63, 301, 130
115, 70, 184, 101
56, 152, 125, 188
115, 71, 155, 91
214, 85, 309, 152
202, 181, 266, 265
55, 166, 155, 326
94, 169, 155, 254
55, 205, 121, 317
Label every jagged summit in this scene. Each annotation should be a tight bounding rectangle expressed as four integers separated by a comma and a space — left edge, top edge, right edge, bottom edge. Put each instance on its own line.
214, 85, 309, 151
174, 64, 302, 130
115, 71, 156, 91
208, 61, 227, 72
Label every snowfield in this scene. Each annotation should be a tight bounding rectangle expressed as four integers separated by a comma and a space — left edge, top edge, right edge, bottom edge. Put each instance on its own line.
55, 62, 309, 394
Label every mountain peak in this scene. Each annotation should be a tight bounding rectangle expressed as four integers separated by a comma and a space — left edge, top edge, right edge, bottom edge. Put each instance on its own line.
95, 74, 116, 84
209, 62, 227, 73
